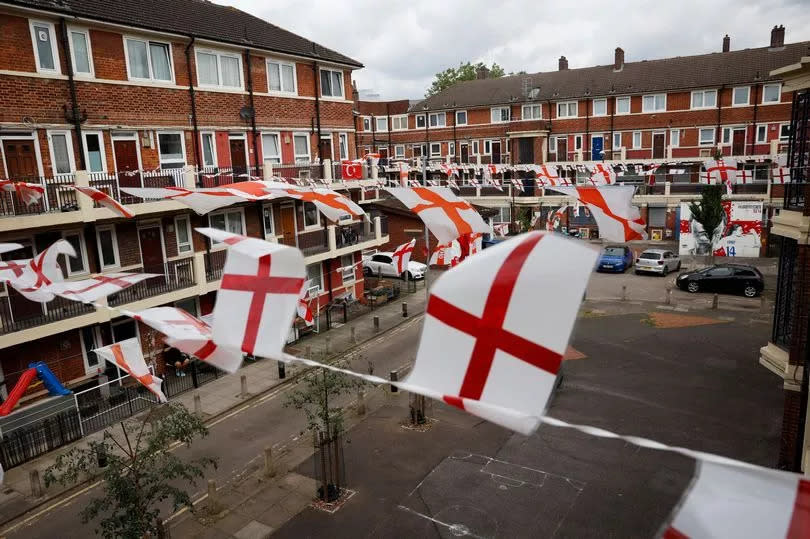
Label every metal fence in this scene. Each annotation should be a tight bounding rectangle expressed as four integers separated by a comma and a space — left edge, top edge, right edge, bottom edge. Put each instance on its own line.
198, 165, 264, 187
298, 228, 330, 256
0, 408, 83, 469
204, 250, 226, 282
162, 360, 221, 399
0, 286, 95, 336
108, 257, 196, 307
89, 168, 184, 205
0, 175, 78, 217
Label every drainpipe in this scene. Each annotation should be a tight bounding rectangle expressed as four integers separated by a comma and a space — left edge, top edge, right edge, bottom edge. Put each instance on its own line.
750, 83, 759, 156
59, 18, 85, 169
424, 114, 429, 166
610, 97, 615, 158
184, 36, 201, 182
244, 48, 260, 169
546, 100, 553, 162
453, 112, 458, 164
387, 103, 392, 159
371, 114, 377, 152
716, 85, 724, 154
353, 114, 360, 158
312, 62, 323, 161
584, 97, 590, 159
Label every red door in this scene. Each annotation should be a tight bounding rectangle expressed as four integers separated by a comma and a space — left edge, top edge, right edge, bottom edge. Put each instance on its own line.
114, 139, 141, 197
2, 140, 38, 180
229, 139, 247, 175
319, 138, 333, 161
652, 133, 666, 159
138, 227, 164, 271
732, 130, 745, 156
557, 138, 567, 161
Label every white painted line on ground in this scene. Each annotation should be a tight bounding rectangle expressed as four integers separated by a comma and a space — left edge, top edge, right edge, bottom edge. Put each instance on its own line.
0, 479, 103, 536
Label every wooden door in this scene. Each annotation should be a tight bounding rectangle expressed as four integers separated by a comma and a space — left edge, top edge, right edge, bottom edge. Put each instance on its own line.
518, 138, 534, 164
138, 227, 164, 271
279, 206, 296, 247
319, 139, 333, 161
460, 143, 469, 162
3, 140, 38, 180
652, 133, 666, 159
2, 244, 43, 322
113, 140, 141, 188
491, 141, 501, 164
229, 139, 247, 175
732, 130, 745, 156
557, 138, 567, 161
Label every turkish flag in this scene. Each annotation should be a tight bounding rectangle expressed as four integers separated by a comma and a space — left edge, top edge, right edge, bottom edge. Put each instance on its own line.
341, 160, 362, 180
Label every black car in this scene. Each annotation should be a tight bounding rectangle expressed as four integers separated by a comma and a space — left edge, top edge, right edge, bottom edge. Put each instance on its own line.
675, 264, 764, 297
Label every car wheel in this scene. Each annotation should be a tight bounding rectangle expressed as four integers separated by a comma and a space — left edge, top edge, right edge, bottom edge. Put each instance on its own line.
662, 266, 669, 276
687, 281, 699, 293
401, 271, 413, 281
363, 267, 372, 276
744, 285, 758, 298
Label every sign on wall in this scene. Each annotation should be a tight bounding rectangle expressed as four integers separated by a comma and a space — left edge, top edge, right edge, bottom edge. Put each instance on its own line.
679, 201, 763, 257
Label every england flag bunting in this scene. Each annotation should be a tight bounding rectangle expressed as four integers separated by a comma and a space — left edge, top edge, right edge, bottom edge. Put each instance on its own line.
588, 163, 616, 186
94, 338, 167, 402
0, 258, 27, 283
493, 223, 510, 237
440, 163, 458, 178
469, 232, 484, 255
7, 239, 76, 302
404, 232, 598, 434
121, 186, 251, 215
49, 273, 159, 303
133, 306, 243, 373
704, 158, 738, 185
0, 242, 22, 255
773, 167, 791, 184
447, 177, 460, 190
391, 238, 416, 274
297, 280, 315, 327
196, 228, 305, 359
662, 460, 810, 539
548, 186, 647, 242
546, 205, 569, 232
386, 187, 491, 245
73, 186, 134, 218
738, 169, 752, 184
267, 188, 365, 221
536, 165, 561, 186
429, 241, 460, 267
0, 180, 45, 206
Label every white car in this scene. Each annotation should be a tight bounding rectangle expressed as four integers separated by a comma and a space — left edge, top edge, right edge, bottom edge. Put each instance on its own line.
634, 249, 681, 276
362, 252, 426, 280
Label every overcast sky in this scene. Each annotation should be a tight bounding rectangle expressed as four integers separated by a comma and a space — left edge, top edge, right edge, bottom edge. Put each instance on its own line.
223, 0, 810, 100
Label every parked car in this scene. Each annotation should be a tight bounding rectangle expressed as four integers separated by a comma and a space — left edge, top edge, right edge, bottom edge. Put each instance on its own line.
362, 252, 426, 280
676, 264, 764, 297
597, 245, 633, 273
634, 249, 681, 276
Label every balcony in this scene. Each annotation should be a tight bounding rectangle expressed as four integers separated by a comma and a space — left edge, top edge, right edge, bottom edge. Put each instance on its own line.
204, 249, 227, 282
0, 175, 78, 218
88, 169, 184, 205
298, 228, 330, 256
108, 258, 196, 307
0, 286, 94, 336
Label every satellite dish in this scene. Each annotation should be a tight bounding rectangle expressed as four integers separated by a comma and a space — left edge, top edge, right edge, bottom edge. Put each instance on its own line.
239, 106, 255, 121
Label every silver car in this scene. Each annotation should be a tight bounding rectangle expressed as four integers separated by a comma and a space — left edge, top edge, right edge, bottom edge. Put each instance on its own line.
634, 249, 681, 276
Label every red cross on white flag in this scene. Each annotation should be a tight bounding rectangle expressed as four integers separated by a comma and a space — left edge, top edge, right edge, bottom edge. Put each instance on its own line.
50, 272, 159, 303
536, 165, 561, 186
429, 241, 460, 267
267, 187, 365, 222
387, 187, 491, 244
297, 280, 315, 327
773, 167, 791, 184
392, 239, 416, 274
399, 162, 409, 186
548, 186, 647, 242
197, 228, 305, 359
0, 180, 45, 207
9, 239, 76, 302
546, 205, 569, 232
121, 186, 248, 215
405, 232, 597, 434
440, 163, 458, 178
73, 186, 135, 218
94, 338, 167, 402
704, 158, 738, 185
447, 177, 460, 190
663, 460, 810, 539
493, 223, 510, 237
588, 164, 616, 186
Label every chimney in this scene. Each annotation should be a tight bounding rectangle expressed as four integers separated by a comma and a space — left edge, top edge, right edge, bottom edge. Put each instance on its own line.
613, 47, 624, 71
558, 56, 568, 71
770, 25, 785, 48
722, 34, 730, 53
476, 65, 490, 80
351, 80, 359, 102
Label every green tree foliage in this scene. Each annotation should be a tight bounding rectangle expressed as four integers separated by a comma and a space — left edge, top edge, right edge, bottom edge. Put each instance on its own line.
688, 185, 725, 259
517, 207, 534, 232
426, 62, 506, 97
44, 405, 216, 539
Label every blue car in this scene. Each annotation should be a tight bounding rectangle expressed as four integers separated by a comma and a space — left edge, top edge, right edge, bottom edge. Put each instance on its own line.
597, 245, 633, 273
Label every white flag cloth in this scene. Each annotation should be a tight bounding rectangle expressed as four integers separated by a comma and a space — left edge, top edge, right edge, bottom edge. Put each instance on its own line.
493, 223, 510, 237
391, 239, 416, 274
297, 280, 315, 327
121, 186, 246, 215
9, 239, 76, 302
704, 158, 738, 185
0, 180, 45, 206
266, 187, 365, 221
386, 187, 490, 244
535, 165, 562, 186
196, 228, 305, 359
73, 186, 134, 218
546, 205, 569, 232
94, 338, 167, 402
663, 460, 810, 539
404, 232, 597, 434
773, 167, 791, 184
588, 163, 616, 185
49, 273, 159, 303
0, 243, 22, 255
430, 241, 461, 267
547, 186, 647, 242
133, 307, 243, 373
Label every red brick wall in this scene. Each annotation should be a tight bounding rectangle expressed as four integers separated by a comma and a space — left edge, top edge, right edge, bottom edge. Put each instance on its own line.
2, 329, 86, 396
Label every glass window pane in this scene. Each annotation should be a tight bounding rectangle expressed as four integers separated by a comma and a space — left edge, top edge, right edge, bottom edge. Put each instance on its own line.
705, 91, 716, 107
210, 213, 225, 230
201, 134, 215, 166
281, 64, 294, 92
127, 39, 149, 78
33, 25, 55, 70
304, 202, 318, 226
85, 134, 103, 172
159, 134, 183, 160
65, 234, 84, 273
331, 71, 342, 96
197, 52, 219, 85
226, 212, 242, 234
220, 56, 240, 87
98, 229, 116, 266
262, 207, 274, 235
692, 93, 701, 108
262, 134, 280, 160
149, 42, 171, 80
294, 135, 308, 157
268, 62, 281, 91
320, 70, 332, 96
71, 31, 91, 74
176, 217, 190, 246
51, 134, 72, 174
306, 263, 322, 291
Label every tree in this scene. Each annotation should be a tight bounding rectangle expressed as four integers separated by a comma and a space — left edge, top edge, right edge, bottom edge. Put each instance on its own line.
44, 405, 216, 539
516, 207, 534, 232
688, 185, 725, 261
425, 61, 506, 97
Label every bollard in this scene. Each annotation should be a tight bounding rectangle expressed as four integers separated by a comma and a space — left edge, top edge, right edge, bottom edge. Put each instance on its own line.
356, 389, 366, 416
193, 393, 202, 417
207, 479, 219, 513
373, 316, 380, 332
30, 469, 42, 498
621, 285, 627, 301
240, 375, 248, 397
325, 336, 331, 354
278, 360, 286, 379
390, 370, 398, 393
402, 301, 408, 317
760, 296, 767, 313
712, 294, 719, 310
350, 326, 357, 344
263, 446, 276, 478
665, 288, 672, 305
305, 345, 312, 358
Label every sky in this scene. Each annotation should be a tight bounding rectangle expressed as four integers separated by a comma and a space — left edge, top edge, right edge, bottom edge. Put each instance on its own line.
222, 0, 810, 100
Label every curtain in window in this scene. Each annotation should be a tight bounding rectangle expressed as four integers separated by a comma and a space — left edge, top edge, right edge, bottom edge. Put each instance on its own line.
127, 40, 149, 78
197, 52, 218, 85
51, 134, 71, 174
149, 43, 171, 80
71, 32, 91, 74
220, 56, 240, 87
268, 63, 281, 91
33, 25, 55, 70
331, 71, 342, 97
320, 70, 332, 96
98, 229, 116, 266
281, 64, 295, 92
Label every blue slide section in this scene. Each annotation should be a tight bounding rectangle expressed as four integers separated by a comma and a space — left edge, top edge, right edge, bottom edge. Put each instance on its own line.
29, 362, 72, 396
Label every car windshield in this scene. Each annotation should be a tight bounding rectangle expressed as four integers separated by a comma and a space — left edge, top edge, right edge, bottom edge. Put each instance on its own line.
639, 252, 660, 260
604, 247, 624, 256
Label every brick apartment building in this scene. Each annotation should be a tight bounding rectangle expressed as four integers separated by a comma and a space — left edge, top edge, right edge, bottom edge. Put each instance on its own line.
0, 0, 388, 410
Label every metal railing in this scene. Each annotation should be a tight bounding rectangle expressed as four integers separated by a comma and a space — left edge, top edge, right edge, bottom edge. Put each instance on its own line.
0, 286, 94, 335
108, 257, 196, 307
74, 372, 161, 435
162, 360, 221, 399
336, 221, 373, 249
90, 168, 184, 205
0, 408, 82, 469
198, 165, 263, 187
298, 228, 330, 256
0, 175, 78, 218
204, 250, 227, 282
272, 162, 323, 180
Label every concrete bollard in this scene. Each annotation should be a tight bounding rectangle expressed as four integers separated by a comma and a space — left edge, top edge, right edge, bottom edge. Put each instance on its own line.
621, 285, 627, 301
193, 393, 202, 417
278, 360, 286, 379
350, 326, 357, 344
760, 296, 767, 313
390, 370, 398, 393
665, 288, 672, 305
207, 479, 219, 513
240, 375, 248, 397
30, 469, 42, 498
402, 302, 408, 318
373, 316, 380, 332
356, 389, 366, 416
712, 294, 719, 310
263, 446, 276, 478
305, 345, 312, 358
325, 336, 331, 354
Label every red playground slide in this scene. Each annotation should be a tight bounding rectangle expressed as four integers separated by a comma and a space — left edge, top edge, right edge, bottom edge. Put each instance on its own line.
0, 368, 38, 416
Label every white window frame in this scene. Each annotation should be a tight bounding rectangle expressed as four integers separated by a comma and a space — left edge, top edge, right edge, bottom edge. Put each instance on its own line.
732, 86, 750, 107
430, 142, 441, 157
391, 115, 408, 131
375, 116, 388, 132
548, 137, 557, 152
302, 201, 321, 230
260, 132, 281, 164
67, 26, 94, 78
196, 48, 243, 90
265, 58, 297, 94
174, 215, 192, 255
319, 68, 345, 99
306, 262, 323, 293
632, 131, 642, 149
62, 230, 89, 276
483, 140, 491, 155
556, 101, 578, 118
338, 133, 349, 160
340, 254, 355, 283
292, 133, 311, 163
47, 129, 76, 176
612, 132, 622, 149
472, 140, 479, 155
449, 142, 455, 156
491, 107, 510, 124
755, 124, 768, 144
698, 127, 715, 146
362, 116, 372, 131
521, 104, 542, 120
428, 112, 447, 128
123, 36, 174, 83
780, 123, 791, 141
615, 96, 631, 115
574, 135, 582, 151
412, 144, 424, 157
415, 115, 426, 129
29, 20, 61, 74
642, 93, 667, 112
156, 131, 187, 169
208, 207, 246, 247
199, 131, 217, 168
455, 110, 468, 126
762, 83, 781, 104
80, 130, 107, 173
95, 224, 121, 269
690, 89, 717, 110
592, 98, 607, 117
394, 144, 405, 158
261, 203, 275, 239
721, 127, 732, 145
670, 129, 680, 148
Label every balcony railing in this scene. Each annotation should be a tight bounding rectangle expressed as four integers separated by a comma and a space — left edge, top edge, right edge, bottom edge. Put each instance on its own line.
336, 221, 373, 249
108, 257, 196, 307
0, 176, 78, 218
204, 250, 226, 282
271, 162, 322, 181
89, 169, 184, 205
198, 165, 264, 188
298, 228, 329, 256
0, 285, 94, 336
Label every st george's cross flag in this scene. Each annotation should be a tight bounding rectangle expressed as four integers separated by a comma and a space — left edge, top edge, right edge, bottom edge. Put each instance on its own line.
0, 180, 45, 206
662, 460, 810, 539
73, 186, 134, 218
399, 162, 409, 186
773, 167, 791, 184
386, 187, 490, 245
440, 163, 458, 178
493, 223, 510, 237
267, 187, 365, 221
121, 186, 249, 215
0, 243, 22, 255
429, 241, 461, 267
536, 165, 562, 186
404, 232, 598, 434
547, 185, 647, 242
546, 205, 569, 232
8, 239, 76, 302
94, 338, 167, 402
296, 280, 315, 327
49, 272, 159, 303
588, 163, 616, 186
133, 306, 244, 373
197, 228, 305, 359
704, 158, 738, 185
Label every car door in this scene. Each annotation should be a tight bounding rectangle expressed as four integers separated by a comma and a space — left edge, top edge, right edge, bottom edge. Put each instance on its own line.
704, 267, 733, 293
733, 268, 758, 295
372, 254, 395, 277
666, 251, 680, 271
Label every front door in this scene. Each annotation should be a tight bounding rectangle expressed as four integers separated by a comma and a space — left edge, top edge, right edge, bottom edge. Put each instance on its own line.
732, 129, 745, 156
229, 139, 247, 176
557, 138, 568, 162
591, 136, 603, 161
491, 141, 502, 164
279, 205, 296, 247
319, 138, 333, 162
518, 138, 534, 164
138, 226, 164, 271
1, 244, 43, 323
460, 143, 469, 162
652, 133, 666, 159
113, 139, 141, 194
3, 140, 38, 180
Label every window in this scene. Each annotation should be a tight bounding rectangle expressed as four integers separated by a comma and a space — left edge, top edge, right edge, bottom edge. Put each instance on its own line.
30, 21, 59, 73
615, 96, 630, 115
303, 201, 319, 228
261, 204, 274, 238
415, 115, 426, 129
69, 28, 93, 77
62, 231, 88, 276
722, 127, 731, 144
209, 209, 245, 237
362, 117, 371, 131
391, 115, 408, 131
762, 84, 781, 104
612, 132, 622, 149
306, 263, 323, 292
394, 145, 405, 158
174, 215, 192, 254
338, 133, 348, 160
370, 254, 391, 264
375, 117, 388, 132
81, 327, 100, 373
200, 133, 216, 167
430, 143, 441, 157
522, 104, 541, 119
320, 68, 344, 98
780, 124, 790, 140
266, 59, 296, 93
82, 131, 106, 172
125, 38, 172, 81
632, 131, 642, 149
699, 128, 715, 146
574, 135, 582, 151
472, 141, 479, 155
670, 129, 680, 148
491, 107, 510, 123
413, 144, 423, 157
49, 131, 74, 175
556, 101, 577, 118
483, 140, 491, 155
548, 137, 556, 152
95, 225, 120, 269
449, 142, 455, 156
157, 133, 185, 168
340, 254, 355, 282
756, 125, 767, 143
429, 112, 446, 127
592, 99, 607, 116
261, 133, 281, 164
732, 86, 750, 106
642, 94, 666, 112
293, 134, 310, 162
691, 90, 717, 109
456, 110, 467, 125
196, 49, 241, 89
